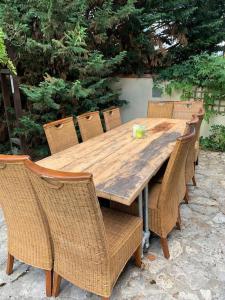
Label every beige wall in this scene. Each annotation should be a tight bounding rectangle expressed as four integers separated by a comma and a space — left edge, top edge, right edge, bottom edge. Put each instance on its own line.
116, 77, 152, 123
116, 76, 225, 137
116, 77, 181, 122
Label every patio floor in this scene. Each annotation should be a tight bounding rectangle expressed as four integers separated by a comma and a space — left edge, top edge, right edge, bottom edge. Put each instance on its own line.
0, 150, 225, 299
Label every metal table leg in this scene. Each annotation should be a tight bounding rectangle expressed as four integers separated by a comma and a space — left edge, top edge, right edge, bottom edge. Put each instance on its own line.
138, 193, 144, 255
143, 185, 150, 251
138, 185, 151, 253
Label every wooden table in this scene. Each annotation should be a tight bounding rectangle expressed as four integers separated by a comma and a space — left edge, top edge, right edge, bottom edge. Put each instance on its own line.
38, 118, 187, 249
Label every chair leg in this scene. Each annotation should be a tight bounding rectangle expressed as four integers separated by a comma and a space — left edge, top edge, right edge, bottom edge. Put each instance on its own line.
134, 244, 142, 268
176, 206, 181, 230
52, 272, 62, 297
184, 186, 189, 204
192, 175, 197, 186
160, 237, 170, 259
45, 270, 53, 297
195, 157, 199, 166
6, 253, 14, 275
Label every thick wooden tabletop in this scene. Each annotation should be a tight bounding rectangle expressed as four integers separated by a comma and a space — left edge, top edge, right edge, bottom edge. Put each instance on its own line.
37, 118, 187, 205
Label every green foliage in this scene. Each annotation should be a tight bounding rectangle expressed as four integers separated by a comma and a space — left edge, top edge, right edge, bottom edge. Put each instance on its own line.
0, 27, 16, 74
156, 54, 225, 121
1, 1, 225, 76
1, 1, 225, 157
0, 1, 130, 157
102, 0, 225, 74
0, 141, 11, 155
13, 115, 43, 139
200, 125, 225, 152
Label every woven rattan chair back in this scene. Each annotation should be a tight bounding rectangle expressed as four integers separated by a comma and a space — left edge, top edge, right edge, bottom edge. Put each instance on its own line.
0, 155, 52, 271
185, 116, 199, 183
25, 161, 110, 296
159, 130, 195, 236
147, 101, 174, 118
103, 107, 122, 131
172, 100, 204, 120
77, 111, 104, 142
43, 117, 78, 154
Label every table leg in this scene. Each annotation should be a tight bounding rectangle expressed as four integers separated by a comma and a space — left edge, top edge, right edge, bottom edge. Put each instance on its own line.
138, 186, 151, 253
138, 193, 144, 256
143, 185, 150, 251
138, 192, 143, 218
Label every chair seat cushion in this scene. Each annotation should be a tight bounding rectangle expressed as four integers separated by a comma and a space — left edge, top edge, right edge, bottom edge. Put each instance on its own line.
101, 207, 142, 288
102, 207, 142, 256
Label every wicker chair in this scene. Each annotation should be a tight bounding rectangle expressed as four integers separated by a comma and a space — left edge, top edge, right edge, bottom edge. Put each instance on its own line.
43, 117, 78, 155
103, 107, 122, 131
25, 161, 143, 300
104, 131, 195, 260
148, 130, 195, 259
195, 109, 205, 164
147, 101, 174, 118
77, 111, 104, 142
184, 116, 199, 203
0, 155, 53, 296
172, 100, 204, 120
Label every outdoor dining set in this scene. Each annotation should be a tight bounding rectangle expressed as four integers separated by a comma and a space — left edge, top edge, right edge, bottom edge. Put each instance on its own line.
0, 100, 204, 299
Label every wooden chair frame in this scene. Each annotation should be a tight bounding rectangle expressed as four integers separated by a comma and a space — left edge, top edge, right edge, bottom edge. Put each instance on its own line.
147, 101, 174, 119
77, 111, 103, 142
43, 117, 78, 154
172, 100, 204, 120
103, 107, 122, 131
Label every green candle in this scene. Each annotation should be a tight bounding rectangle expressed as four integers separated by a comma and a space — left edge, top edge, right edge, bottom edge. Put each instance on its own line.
136, 127, 144, 139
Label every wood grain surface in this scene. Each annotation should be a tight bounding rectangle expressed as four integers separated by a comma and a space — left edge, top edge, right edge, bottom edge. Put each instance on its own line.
37, 118, 187, 205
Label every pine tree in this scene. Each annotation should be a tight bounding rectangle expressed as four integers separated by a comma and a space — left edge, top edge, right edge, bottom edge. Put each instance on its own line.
99, 0, 225, 73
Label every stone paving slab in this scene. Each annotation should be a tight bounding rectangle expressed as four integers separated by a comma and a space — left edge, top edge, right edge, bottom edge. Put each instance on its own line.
0, 151, 225, 299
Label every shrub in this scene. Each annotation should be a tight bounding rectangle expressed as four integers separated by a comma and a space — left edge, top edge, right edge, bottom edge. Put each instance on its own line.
0, 27, 16, 74
156, 54, 225, 121
200, 125, 225, 152
0, 2, 130, 158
